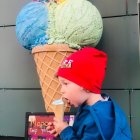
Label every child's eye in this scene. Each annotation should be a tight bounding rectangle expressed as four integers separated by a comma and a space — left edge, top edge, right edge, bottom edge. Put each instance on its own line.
63, 82, 68, 85
62, 82, 68, 86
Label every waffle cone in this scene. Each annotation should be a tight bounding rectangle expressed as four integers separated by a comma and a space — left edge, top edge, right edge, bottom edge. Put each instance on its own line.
32, 44, 75, 112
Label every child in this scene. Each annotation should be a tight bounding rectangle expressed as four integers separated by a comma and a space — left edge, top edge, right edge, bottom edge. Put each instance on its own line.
48, 47, 132, 140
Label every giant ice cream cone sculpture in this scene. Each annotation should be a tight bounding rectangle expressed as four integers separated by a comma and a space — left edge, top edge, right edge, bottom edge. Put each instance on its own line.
32, 44, 75, 111
16, 0, 103, 112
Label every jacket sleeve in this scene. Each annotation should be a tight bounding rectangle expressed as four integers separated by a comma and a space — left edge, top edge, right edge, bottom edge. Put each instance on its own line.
60, 124, 102, 140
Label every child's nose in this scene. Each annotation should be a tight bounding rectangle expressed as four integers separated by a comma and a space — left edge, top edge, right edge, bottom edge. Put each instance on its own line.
60, 87, 65, 95
60, 86, 65, 94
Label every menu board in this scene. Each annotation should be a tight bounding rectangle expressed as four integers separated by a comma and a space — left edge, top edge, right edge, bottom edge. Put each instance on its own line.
25, 112, 75, 140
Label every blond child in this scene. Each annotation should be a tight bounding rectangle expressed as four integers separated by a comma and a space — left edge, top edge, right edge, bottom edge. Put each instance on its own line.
48, 47, 132, 140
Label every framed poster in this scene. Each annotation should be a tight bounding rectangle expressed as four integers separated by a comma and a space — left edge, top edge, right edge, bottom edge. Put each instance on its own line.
25, 112, 76, 140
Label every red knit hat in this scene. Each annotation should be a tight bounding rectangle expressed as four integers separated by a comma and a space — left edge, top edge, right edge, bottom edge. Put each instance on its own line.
57, 47, 107, 94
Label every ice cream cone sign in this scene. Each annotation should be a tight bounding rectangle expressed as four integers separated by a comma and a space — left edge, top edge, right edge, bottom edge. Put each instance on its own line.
16, 0, 103, 112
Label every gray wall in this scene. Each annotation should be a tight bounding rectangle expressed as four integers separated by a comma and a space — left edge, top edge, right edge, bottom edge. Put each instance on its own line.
0, 0, 139, 139
0, 0, 46, 137
92, 0, 140, 139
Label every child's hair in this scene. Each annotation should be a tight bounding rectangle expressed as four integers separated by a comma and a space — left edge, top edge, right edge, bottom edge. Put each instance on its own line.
57, 47, 107, 94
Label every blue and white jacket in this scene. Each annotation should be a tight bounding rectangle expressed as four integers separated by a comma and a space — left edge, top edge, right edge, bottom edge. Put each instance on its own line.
60, 94, 132, 140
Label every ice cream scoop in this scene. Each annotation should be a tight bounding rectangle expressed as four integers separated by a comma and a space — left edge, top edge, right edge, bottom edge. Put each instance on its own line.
16, 1, 49, 50
52, 99, 64, 121
50, 0, 103, 49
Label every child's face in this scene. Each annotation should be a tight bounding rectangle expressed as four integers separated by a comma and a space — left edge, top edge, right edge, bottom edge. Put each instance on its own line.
58, 77, 89, 107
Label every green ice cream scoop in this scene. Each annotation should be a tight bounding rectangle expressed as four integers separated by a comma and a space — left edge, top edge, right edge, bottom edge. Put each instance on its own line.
48, 0, 103, 49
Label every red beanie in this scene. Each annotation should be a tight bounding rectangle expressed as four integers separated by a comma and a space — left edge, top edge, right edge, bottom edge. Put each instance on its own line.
57, 47, 107, 94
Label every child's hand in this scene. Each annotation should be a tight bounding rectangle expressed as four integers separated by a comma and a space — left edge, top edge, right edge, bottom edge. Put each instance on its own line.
53, 117, 69, 134
47, 122, 59, 137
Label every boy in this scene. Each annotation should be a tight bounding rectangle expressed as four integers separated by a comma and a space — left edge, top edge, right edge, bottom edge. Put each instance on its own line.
48, 47, 132, 140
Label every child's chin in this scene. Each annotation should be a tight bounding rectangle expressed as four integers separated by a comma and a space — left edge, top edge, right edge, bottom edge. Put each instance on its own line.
72, 104, 78, 108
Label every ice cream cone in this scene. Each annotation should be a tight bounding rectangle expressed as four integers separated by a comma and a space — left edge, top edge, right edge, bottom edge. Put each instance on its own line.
32, 44, 75, 112
52, 99, 64, 121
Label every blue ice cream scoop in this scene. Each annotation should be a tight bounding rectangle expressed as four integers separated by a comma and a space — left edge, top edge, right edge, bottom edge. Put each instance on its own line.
16, 1, 48, 50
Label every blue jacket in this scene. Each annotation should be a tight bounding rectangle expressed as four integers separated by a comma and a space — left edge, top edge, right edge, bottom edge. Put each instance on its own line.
60, 94, 132, 140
